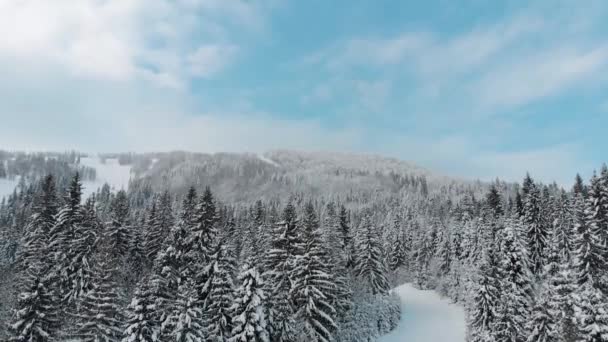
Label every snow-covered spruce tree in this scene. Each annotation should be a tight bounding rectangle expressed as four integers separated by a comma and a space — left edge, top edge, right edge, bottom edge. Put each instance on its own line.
572, 173, 586, 198
107, 189, 132, 258
581, 170, 608, 289
156, 187, 198, 284
469, 246, 501, 342
354, 211, 390, 295
48, 173, 84, 304
144, 192, 174, 265
65, 197, 99, 304
262, 204, 300, 342
573, 282, 608, 342
162, 281, 205, 342
8, 265, 58, 342
143, 200, 159, 262
291, 203, 338, 342
338, 205, 354, 268
122, 276, 158, 342
572, 189, 606, 289
525, 284, 556, 342
552, 190, 573, 263
14, 174, 57, 276
493, 218, 533, 342
72, 236, 124, 342
546, 259, 577, 342
388, 216, 406, 271
188, 186, 219, 308
229, 258, 269, 342
485, 183, 503, 219
436, 231, 452, 277
205, 244, 236, 342
524, 180, 548, 277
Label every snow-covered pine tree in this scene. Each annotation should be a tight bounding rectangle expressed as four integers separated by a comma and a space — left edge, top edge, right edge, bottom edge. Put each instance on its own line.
524, 181, 548, 276
573, 282, 608, 342
546, 260, 577, 342
162, 281, 205, 342
388, 215, 406, 271
486, 183, 503, 218
582, 169, 608, 289
66, 197, 99, 304
205, 244, 236, 342
143, 200, 160, 262
469, 246, 501, 342
108, 189, 132, 258
493, 218, 533, 342
122, 276, 158, 342
338, 205, 354, 268
354, 212, 390, 295
72, 237, 124, 341
436, 231, 452, 277
573, 188, 607, 289
525, 288, 556, 342
145, 192, 174, 265
15, 175, 57, 276
552, 190, 573, 263
263, 204, 300, 342
184, 186, 220, 315
48, 173, 85, 312
291, 203, 338, 342
8, 265, 58, 342
573, 173, 586, 197
229, 258, 269, 342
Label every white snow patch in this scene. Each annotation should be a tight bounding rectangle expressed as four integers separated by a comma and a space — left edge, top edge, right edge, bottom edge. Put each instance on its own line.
0, 177, 20, 200
80, 156, 132, 197
257, 154, 280, 167
380, 284, 466, 342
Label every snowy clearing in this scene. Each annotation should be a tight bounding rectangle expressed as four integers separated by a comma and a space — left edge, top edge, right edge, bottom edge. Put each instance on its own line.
80, 156, 132, 197
0, 177, 19, 200
380, 284, 466, 342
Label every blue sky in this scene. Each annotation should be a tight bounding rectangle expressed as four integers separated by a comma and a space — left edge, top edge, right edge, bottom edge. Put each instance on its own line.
0, 0, 607, 185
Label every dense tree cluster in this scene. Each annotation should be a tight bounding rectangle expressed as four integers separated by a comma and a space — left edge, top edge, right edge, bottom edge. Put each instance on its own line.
1, 171, 399, 341
5, 149, 608, 342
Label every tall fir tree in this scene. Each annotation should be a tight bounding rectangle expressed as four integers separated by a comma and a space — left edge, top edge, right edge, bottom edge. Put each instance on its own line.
205, 244, 236, 342
122, 276, 158, 342
524, 181, 548, 276
8, 265, 58, 342
72, 237, 124, 342
107, 189, 132, 258
291, 204, 338, 342
469, 246, 501, 342
229, 258, 269, 342
493, 218, 533, 342
354, 212, 390, 295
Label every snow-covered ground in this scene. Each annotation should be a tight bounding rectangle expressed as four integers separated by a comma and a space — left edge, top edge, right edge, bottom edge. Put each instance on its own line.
80, 156, 132, 197
0, 177, 19, 200
380, 284, 466, 342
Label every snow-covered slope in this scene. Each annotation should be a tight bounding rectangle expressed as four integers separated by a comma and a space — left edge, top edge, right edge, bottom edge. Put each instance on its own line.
128, 149, 468, 204
380, 284, 466, 342
0, 177, 19, 200
80, 156, 132, 197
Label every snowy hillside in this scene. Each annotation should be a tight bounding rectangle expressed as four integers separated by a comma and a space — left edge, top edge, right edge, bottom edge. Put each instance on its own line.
127, 149, 481, 204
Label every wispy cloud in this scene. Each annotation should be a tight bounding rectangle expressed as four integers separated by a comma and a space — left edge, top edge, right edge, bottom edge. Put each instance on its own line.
0, 0, 270, 87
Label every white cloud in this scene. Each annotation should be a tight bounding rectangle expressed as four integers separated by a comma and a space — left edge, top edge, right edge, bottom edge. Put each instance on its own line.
187, 44, 238, 78
0, 0, 266, 86
472, 46, 608, 110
